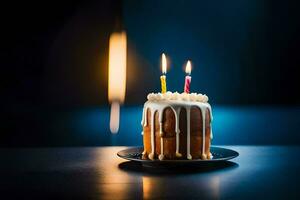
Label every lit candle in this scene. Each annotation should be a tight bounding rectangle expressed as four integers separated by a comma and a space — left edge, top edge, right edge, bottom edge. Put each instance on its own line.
160, 53, 167, 93
184, 60, 192, 93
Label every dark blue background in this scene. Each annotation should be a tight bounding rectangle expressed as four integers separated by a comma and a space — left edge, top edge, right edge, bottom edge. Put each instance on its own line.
1, 0, 300, 147
123, 0, 299, 105
3, 106, 300, 147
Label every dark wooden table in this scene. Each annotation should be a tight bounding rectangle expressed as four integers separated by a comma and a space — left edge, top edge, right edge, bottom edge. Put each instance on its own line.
1, 146, 300, 199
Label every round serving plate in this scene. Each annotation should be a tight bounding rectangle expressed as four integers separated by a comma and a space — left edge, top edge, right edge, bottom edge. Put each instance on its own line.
117, 146, 239, 167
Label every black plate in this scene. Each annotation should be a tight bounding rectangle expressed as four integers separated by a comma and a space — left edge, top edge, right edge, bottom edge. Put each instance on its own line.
117, 146, 239, 167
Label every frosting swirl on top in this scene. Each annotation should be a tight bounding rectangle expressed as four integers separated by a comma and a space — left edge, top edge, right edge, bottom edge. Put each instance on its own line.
147, 91, 209, 103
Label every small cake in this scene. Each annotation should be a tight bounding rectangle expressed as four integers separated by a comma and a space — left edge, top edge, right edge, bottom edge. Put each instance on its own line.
141, 91, 213, 160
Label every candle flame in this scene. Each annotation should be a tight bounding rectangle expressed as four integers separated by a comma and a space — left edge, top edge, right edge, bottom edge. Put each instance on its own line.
108, 31, 127, 134
185, 60, 192, 75
162, 53, 167, 74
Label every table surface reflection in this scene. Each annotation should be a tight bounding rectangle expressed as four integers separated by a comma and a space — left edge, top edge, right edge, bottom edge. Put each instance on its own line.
1, 146, 300, 199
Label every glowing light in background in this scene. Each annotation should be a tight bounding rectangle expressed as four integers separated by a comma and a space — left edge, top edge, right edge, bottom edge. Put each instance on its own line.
109, 101, 120, 133
108, 31, 127, 134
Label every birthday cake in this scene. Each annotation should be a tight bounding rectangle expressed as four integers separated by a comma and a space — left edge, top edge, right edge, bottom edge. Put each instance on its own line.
141, 92, 213, 160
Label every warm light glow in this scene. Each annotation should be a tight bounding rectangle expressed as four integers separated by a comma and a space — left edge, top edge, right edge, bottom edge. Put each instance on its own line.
108, 31, 127, 134
108, 31, 127, 102
95, 147, 134, 198
110, 101, 120, 134
142, 173, 220, 199
142, 176, 153, 199
162, 53, 167, 74
185, 60, 192, 74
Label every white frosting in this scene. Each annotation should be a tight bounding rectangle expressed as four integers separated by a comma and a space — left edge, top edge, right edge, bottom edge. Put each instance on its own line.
148, 109, 155, 160
147, 91, 209, 103
141, 93, 213, 160
200, 105, 206, 159
175, 107, 181, 158
186, 107, 192, 159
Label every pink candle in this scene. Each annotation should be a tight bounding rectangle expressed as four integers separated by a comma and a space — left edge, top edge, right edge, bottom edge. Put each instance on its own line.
184, 60, 192, 93
184, 75, 191, 93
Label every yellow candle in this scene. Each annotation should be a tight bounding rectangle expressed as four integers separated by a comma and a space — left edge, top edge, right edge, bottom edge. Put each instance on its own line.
160, 53, 167, 93
160, 75, 166, 93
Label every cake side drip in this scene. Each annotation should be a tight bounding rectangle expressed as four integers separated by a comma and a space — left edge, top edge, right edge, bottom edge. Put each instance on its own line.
141, 92, 213, 160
